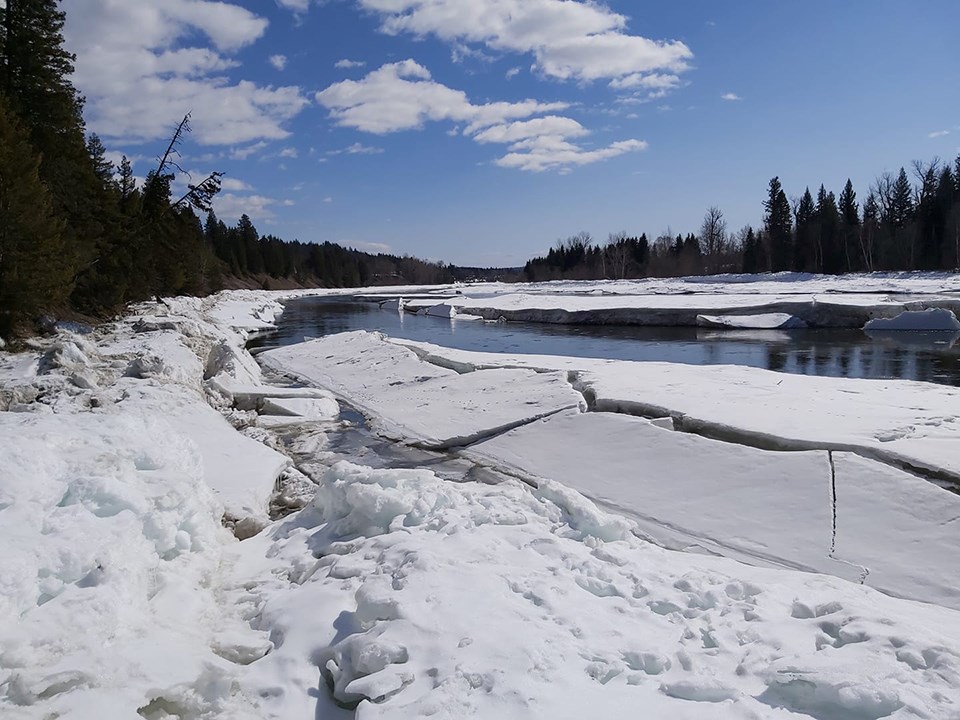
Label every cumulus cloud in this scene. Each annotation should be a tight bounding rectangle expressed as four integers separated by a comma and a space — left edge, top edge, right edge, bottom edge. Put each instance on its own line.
472, 116, 587, 144
359, 0, 692, 86
269, 54, 287, 70
721, 92, 742, 101
335, 59, 367, 69
317, 60, 646, 172
316, 59, 568, 134
505, 66, 522, 80
63, 0, 309, 145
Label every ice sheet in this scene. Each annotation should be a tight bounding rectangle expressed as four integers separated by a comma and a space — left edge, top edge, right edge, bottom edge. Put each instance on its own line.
467, 411, 960, 608
259, 332, 584, 448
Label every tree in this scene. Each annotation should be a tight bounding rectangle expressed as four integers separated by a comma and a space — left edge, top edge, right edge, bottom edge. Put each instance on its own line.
764, 177, 793, 271
838, 179, 859, 272
699, 206, 727, 274
741, 226, 759, 274
793, 187, 816, 272
0, 95, 70, 336
816, 186, 842, 274
860, 191, 880, 271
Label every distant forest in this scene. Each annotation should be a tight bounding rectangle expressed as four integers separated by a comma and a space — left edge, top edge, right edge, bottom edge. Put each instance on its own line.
0, 0, 462, 337
523, 164, 960, 281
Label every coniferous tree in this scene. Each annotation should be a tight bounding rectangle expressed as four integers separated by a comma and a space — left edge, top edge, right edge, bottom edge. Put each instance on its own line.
838, 179, 859, 272
794, 187, 816, 272
816, 186, 842, 274
764, 177, 793, 271
0, 95, 70, 336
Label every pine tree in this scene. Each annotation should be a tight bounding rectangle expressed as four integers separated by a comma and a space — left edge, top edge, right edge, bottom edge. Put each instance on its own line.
0, 95, 70, 336
838, 179, 859, 272
816, 186, 842, 274
794, 187, 816, 272
764, 177, 793, 271
741, 227, 758, 273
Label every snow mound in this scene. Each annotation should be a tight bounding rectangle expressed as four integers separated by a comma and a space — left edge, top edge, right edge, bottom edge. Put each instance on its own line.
697, 312, 806, 329
232, 460, 960, 719
863, 307, 960, 332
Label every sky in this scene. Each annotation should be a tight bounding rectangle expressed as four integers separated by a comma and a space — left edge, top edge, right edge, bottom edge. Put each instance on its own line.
62, 0, 960, 267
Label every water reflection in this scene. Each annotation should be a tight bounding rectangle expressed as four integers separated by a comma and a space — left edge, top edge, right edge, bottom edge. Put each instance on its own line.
249, 297, 960, 387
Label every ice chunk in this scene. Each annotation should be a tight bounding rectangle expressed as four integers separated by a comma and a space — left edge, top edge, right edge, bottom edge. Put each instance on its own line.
696, 312, 806, 329
863, 307, 960, 331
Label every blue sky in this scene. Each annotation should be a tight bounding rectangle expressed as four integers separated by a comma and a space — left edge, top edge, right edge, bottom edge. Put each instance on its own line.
63, 0, 959, 266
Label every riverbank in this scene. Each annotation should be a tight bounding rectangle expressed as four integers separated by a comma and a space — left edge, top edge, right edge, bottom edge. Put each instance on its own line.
3, 287, 960, 719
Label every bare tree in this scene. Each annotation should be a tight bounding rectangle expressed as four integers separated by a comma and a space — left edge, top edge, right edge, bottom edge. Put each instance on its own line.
700, 206, 727, 274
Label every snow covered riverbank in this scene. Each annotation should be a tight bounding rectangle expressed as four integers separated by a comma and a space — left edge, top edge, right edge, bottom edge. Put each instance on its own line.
4, 287, 960, 719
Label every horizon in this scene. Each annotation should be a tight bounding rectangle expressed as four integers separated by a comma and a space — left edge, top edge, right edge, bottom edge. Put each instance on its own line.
63, 0, 960, 266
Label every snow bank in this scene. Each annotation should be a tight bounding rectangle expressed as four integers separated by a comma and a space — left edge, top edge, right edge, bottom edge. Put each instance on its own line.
229, 460, 960, 719
259, 332, 584, 448
696, 312, 806, 329
863, 307, 960, 332
0, 289, 308, 718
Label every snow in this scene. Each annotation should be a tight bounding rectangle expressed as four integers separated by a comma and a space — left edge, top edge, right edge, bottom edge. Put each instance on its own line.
5, 277, 960, 719
697, 312, 807, 329
863, 308, 960, 331
388, 337, 960, 482
258, 331, 585, 448
467, 411, 960, 609
229, 459, 960, 719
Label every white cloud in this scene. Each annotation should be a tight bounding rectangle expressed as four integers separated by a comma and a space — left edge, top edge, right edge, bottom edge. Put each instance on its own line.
472, 116, 587, 144
213, 193, 280, 221
610, 72, 680, 92
323, 196, 333, 203
63, 0, 309, 145
327, 142, 386, 155
505, 66, 521, 80
317, 60, 645, 173
279, 147, 299, 158
721, 92, 742, 101
928, 130, 950, 139
219, 176, 254, 191
269, 54, 287, 70
316, 59, 567, 134
359, 0, 692, 85
276, 0, 311, 11
495, 136, 647, 173
335, 59, 367, 69
230, 141, 269, 160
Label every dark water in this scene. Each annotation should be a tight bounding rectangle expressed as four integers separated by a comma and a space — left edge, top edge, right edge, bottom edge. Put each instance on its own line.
249, 296, 960, 386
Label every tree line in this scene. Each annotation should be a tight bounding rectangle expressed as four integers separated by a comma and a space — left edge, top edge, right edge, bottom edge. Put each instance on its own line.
0, 0, 454, 338
524, 162, 960, 282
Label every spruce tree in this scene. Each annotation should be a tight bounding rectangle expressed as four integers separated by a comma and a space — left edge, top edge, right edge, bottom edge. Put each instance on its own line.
0, 95, 70, 336
838, 179, 859, 271
794, 187, 816, 272
764, 177, 793, 272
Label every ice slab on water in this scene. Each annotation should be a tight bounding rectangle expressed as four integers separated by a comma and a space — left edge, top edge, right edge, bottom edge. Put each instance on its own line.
696, 312, 806, 329
863, 307, 960, 331
389, 337, 960, 482
467, 411, 960, 609
259, 331, 585, 448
